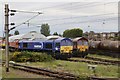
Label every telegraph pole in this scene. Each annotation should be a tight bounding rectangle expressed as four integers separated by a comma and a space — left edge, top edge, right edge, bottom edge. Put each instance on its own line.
5, 4, 9, 72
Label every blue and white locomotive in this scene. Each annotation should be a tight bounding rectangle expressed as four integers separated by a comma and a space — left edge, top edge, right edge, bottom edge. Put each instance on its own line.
18, 40, 44, 51
16, 38, 73, 58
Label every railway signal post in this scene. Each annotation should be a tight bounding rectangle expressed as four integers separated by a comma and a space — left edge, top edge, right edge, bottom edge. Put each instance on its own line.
5, 4, 9, 72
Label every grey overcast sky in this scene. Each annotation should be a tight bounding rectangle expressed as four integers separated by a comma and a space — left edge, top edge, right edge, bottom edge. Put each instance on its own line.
0, 0, 119, 36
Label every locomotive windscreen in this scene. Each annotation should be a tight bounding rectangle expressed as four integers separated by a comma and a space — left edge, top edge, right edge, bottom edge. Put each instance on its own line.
78, 41, 82, 45
78, 40, 88, 45
61, 40, 72, 46
84, 41, 88, 46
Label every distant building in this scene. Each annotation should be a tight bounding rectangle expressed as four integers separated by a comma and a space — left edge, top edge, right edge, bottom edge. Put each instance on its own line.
110, 32, 119, 37
101, 32, 109, 40
101, 32, 119, 40
83, 31, 119, 41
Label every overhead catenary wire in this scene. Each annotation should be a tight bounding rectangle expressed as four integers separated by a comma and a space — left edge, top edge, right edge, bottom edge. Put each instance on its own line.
51, 17, 117, 26
33, 2, 115, 12
32, 2, 80, 11
10, 2, 117, 26
31, 2, 73, 11
11, 18, 117, 34
13, 16, 117, 31
9, 13, 42, 31
39, 3, 117, 19
31, 2, 117, 27
58, 2, 115, 11
35, 2, 116, 14
36, 13, 117, 22
10, 12, 118, 27
9, 2, 117, 33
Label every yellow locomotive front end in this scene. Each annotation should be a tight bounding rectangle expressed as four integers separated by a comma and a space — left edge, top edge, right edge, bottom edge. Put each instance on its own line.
59, 38, 73, 59
60, 46, 73, 53
77, 44, 89, 52
73, 37, 89, 57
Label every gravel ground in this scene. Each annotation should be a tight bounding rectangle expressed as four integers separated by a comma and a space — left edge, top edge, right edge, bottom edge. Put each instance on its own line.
2, 67, 54, 79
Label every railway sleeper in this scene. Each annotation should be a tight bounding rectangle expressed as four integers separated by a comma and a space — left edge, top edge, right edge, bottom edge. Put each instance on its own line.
67, 59, 116, 65
10, 63, 77, 77
10, 63, 77, 79
86, 57, 120, 63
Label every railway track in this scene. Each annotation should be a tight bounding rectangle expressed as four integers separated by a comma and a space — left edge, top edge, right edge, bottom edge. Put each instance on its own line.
67, 58, 119, 65
90, 77, 119, 80
0, 59, 2, 65
9, 63, 79, 79
1, 61, 119, 80
86, 56, 120, 65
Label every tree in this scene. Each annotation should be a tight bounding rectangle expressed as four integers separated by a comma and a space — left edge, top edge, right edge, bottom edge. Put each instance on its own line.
14, 30, 19, 35
40, 23, 50, 36
53, 32, 58, 35
58, 34, 62, 37
63, 28, 83, 38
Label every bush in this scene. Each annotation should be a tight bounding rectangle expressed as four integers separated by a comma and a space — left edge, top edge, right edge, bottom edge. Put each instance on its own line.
10, 51, 55, 62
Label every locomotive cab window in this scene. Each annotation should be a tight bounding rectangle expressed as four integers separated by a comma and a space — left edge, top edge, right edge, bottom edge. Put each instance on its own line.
78, 40, 83, 45
45, 43, 52, 49
84, 41, 88, 46
23, 43, 28, 48
61, 40, 72, 46
55, 43, 60, 47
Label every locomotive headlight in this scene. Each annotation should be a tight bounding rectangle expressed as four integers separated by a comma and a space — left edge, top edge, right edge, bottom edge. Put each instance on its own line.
55, 47, 58, 50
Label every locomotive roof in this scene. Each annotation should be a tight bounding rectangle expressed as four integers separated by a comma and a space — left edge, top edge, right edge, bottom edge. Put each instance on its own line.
55, 37, 72, 42
19, 40, 45, 42
46, 35, 61, 40
9, 31, 47, 42
9, 34, 25, 42
72, 37, 88, 42
44, 39, 54, 43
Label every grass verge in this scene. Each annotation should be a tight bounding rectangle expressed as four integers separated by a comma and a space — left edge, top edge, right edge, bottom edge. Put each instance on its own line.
87, 54, 119, 61
23, 60, 119, 78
